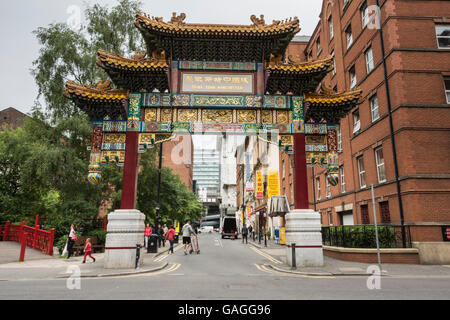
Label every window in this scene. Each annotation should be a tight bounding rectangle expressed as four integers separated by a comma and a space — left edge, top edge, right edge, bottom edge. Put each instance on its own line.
340, 166, 346, 193
317, 37, 321, 55
331, 50, 336, 76
333, 85, 338, 93
349, 66, 357, 88
375, 147, 386, 183
365, 47, 374, 73
370, 94, 379, 121
309, 51, 313, 60
353, 109, 360, 133
357, 156, 366, 188
445, 78, 450, 104
337, 125, 342, 151
436, 24, 450, 49
361, 205, 370, 224
380, 201, 391, 223
361, 2, 369, 28
290, 183, 293, 202
316, 177, 321, 200
328, 16, 334, 40
345, 25, 353, 49
326, 176, 331, 198
289, 159, 292, 175
282, 160, 285, 179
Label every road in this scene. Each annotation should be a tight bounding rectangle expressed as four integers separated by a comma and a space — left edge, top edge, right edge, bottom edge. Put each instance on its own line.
0, 233, 449, 300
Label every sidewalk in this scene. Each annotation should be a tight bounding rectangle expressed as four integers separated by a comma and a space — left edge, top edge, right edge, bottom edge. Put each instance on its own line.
247, 236, 450, 277
0, 242, 178, 281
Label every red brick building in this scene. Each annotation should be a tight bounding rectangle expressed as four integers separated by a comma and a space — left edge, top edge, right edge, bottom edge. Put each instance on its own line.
296, 0, 450, 254
0, 107, 26, 129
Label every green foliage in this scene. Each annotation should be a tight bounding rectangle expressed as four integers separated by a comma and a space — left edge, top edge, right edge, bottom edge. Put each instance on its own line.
88, 229, 107, 244
324, 225, 399, 248
137, 146, 204, 225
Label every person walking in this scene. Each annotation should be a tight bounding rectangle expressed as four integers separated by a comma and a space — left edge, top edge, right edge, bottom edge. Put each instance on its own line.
82, 238, 96, 263
144, 224, 152, 249
67, 224, 77, 259
182, 220, 196, 255
242, 224, 248, 244
249, 225, 253, 240
157, 224, 164, 248
165, 225, 176, 254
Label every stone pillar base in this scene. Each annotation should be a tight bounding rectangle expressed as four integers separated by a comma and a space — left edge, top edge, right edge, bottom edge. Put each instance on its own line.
285, 209, 323, 267
104, 209, 145, 269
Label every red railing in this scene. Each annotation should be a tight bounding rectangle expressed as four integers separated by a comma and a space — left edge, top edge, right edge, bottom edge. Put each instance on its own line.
2, 219, 55, 261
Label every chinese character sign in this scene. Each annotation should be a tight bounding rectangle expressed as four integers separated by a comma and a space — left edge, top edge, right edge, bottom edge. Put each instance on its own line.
181, 73, 254, 94
256, 170, 263, 199
267, 170, 279, 199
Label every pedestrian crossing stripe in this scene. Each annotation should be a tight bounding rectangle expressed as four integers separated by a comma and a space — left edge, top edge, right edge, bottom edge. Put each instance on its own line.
249, 247, 283, 265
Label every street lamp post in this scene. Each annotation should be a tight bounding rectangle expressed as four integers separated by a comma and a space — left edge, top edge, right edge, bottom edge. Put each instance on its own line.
155, 142, 163, 231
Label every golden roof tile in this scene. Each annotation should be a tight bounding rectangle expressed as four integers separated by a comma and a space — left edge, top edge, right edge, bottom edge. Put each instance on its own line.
135, 12, 300, 36
304, 86, 362, 105
97, 50, 168, 72
64, 80, 129, 102
267, 56, 334, 73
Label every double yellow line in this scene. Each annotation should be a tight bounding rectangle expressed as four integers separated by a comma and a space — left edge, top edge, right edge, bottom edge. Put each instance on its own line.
154, 245, 182, 262
254, 264, 335, 279
250, 246, 283, 265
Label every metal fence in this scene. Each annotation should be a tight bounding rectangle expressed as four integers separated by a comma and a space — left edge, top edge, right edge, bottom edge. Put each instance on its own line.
322, 224, 412, 248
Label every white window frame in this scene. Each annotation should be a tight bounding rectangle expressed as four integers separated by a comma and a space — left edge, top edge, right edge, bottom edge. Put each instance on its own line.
353, 110, 360, 133
370, 94, 380, 121
350, 66, 357, 88
361, 2, 369, 28
436, 24, 450, 49
375, 147, 386, 183
337, 125, 342, 151
445, 78, 450, 104
316, 177, 321, 200
290, 183, 293, 202
340, 166, 346, 193
331, 50, 336, 76
357, 156, 366, 188
282, 160, 285, 179
317, 37, 321, 55
346, 25, 353, 49
329, 16, 334, 40
365, 47, 374, 73
326, 176, 331, 198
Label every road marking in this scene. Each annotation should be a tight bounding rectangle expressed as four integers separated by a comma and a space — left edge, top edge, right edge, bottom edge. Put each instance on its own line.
250, 247, 283, 264
154, 245, 183, 262
214, 237, 223, 248
254, 264, 335, 279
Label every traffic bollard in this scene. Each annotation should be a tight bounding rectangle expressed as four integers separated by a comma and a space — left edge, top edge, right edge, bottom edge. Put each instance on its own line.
291, 243, 296, 270
135, 244, 140, 269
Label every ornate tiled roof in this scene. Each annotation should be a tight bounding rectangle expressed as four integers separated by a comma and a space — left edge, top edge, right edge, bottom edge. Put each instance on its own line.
64, 80, 129, 102
267, 56, 334, 74
304, 86, 362, 105
97, 50, 168, 72
135, 12, 300, 36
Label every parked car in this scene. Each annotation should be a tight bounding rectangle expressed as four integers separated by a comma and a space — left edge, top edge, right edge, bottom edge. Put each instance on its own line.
199, 226, 214, 233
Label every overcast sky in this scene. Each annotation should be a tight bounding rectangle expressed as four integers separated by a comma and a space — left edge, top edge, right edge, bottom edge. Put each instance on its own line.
0, 0, 321, 116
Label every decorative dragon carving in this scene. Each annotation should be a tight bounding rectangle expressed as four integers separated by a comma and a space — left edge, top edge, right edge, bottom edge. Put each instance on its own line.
96, 80, 112, 90
269, 53, 283, 67
250, 14, 265, 27
132, 51, 147, 60
170, 12, 186, 25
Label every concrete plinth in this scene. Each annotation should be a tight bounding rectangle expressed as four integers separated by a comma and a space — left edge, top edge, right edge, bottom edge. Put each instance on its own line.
285, 209, 324, 267
104, 209, 145, 269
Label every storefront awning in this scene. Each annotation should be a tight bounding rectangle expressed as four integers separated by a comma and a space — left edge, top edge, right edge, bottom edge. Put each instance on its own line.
268, 195, 290, 217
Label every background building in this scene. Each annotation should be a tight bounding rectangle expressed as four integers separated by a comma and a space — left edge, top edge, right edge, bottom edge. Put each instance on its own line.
297, 0, 450, 260
0, 107, 26, 130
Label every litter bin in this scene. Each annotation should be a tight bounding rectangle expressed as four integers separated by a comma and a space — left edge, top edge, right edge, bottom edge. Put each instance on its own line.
174, 233, 179, 243
147, 234, 158, 253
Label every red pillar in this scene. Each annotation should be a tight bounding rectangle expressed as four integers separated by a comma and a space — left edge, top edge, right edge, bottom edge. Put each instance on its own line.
48, 228, 55, 256
120, 130, 139, 209
293, 132, 309, 209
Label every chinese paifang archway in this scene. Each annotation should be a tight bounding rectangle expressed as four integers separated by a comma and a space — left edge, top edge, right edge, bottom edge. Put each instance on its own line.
64, 13, 361, 269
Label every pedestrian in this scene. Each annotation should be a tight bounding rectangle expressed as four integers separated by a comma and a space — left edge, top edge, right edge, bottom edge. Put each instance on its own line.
163, 224, 168, 235
182, 220, 196, 255
165, 225, 176, 254
157, 224, 165, 247
82, 238, 96, 263
242, 224, 248, 244
144, 223, 152, 248
67, 224, 77, 259
249, 225, 254, 240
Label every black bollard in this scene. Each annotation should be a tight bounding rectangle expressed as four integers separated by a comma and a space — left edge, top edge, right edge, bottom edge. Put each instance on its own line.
135, 244, 140, 269
291, 243, 296, 270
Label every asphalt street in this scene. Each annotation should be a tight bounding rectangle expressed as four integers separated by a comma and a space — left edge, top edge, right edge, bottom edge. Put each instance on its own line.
0, 233, 449, 300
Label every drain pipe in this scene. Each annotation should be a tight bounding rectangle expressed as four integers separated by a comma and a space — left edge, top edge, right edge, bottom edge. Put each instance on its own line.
375, 0, 406, 247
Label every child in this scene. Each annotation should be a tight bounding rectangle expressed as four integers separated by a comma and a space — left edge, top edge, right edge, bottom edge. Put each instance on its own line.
82, 238, 96, 263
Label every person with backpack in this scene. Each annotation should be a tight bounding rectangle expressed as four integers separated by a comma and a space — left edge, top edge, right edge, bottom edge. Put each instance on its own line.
182, 221, 196, 255
165, 225, 176, 254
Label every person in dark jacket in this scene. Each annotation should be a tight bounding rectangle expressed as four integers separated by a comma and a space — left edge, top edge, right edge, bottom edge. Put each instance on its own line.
67, 224, 76, 259
242, 225, 248, 244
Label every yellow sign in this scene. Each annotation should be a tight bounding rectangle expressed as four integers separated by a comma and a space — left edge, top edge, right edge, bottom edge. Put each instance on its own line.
181, 73, 254, 94
267, 170, 279, 198
256, 170, 263, 199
